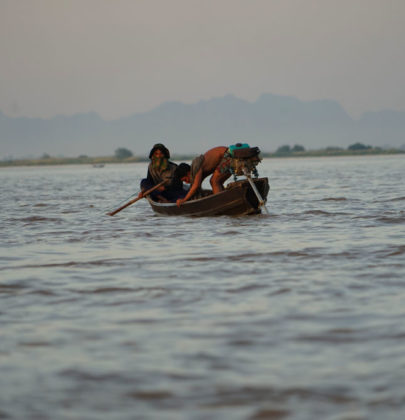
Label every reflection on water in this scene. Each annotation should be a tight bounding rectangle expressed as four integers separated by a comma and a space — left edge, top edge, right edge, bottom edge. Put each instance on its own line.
1, 156, 405, 419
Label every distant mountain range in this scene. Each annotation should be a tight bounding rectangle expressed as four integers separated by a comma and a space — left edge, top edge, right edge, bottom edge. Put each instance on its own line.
1, 94, 405, 159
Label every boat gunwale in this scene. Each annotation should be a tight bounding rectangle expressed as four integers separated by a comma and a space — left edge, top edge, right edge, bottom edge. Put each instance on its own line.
147, 180, 248, 208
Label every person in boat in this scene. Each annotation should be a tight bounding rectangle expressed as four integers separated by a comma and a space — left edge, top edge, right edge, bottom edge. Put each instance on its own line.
138, 143, 186, 202
175, 146, 232, 206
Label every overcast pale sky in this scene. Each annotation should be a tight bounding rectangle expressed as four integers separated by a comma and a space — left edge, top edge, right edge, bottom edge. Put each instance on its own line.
1, 0, 404, 119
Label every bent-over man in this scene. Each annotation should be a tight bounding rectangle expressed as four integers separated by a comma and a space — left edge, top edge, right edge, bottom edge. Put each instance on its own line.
175, 146, 232, 206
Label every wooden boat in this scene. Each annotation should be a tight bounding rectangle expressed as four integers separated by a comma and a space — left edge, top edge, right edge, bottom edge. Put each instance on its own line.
147, 177, 269, 216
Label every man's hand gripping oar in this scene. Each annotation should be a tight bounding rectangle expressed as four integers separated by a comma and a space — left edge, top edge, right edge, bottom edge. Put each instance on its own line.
108, 180, 168, 216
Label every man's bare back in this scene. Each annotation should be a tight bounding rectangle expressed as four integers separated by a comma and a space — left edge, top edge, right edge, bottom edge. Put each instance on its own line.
176, 146, 231, 206
199, 146, 229, 178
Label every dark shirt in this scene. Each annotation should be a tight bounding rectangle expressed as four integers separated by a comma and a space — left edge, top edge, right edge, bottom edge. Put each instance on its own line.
141, 161, 186, 202
146, 161, 183, 191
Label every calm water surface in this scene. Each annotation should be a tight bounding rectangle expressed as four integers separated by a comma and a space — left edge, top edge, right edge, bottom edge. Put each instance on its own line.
1, 156, 405, 420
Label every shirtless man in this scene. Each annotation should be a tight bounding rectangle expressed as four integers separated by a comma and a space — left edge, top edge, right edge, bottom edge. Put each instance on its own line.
175, 146, 232, 206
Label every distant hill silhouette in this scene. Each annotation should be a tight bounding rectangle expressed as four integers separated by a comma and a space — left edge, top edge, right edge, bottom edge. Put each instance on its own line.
1, 94, 405, 158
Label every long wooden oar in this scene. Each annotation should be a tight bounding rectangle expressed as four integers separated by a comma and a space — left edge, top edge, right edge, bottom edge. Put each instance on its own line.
108, 180, 167, 216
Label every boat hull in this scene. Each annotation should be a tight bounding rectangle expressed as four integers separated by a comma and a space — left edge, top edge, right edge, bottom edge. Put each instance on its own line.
147, 177, 269, 216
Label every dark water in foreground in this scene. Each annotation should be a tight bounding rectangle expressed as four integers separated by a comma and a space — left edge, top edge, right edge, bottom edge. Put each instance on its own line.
1, 156, 405, 420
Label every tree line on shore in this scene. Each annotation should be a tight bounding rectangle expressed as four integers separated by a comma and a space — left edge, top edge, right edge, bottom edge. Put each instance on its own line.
270, 142, 404, 156
1, 143, 404, 166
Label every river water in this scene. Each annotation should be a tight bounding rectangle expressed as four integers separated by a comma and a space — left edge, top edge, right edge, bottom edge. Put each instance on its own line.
1, 156, 405, 420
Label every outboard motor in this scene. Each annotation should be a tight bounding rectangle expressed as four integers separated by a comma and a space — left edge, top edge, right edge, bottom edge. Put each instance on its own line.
228, 143, 269, 215
228, 143, 262, 180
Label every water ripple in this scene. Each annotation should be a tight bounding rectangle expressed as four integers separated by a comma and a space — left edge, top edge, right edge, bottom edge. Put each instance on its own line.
1, 157, 405, 420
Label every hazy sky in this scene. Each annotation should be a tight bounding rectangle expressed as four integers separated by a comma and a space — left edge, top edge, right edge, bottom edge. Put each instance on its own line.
1, 0, 404, 119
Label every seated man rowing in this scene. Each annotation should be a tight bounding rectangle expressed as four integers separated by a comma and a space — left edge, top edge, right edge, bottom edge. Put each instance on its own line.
138, 143, 186, 202
174, 146, 232, 206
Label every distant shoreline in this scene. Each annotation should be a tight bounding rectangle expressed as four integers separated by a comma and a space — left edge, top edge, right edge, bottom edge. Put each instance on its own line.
1, 148, 404, 167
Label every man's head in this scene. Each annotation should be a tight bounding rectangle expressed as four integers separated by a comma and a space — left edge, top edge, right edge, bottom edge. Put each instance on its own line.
149, 143, 170, 171
175, 163, 191, 183
149, 143, 170, 159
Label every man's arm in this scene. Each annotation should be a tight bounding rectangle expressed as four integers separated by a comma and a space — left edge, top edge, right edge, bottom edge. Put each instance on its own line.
176, 169, 203, 206
147, 167, 168, 192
